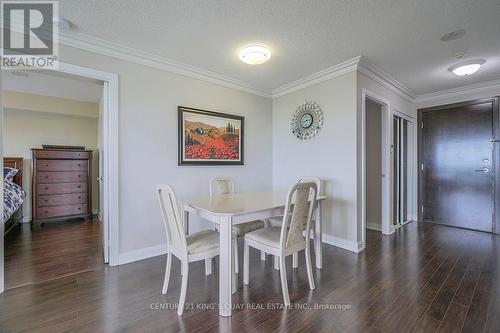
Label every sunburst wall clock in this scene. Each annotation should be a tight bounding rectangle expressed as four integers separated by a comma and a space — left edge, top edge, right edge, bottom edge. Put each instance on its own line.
291, 102, 323, 140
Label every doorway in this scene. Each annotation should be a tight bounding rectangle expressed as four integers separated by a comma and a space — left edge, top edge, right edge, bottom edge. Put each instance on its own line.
361, 89, 392, 246
418, 98, 499, 233
0, 62, 119, 293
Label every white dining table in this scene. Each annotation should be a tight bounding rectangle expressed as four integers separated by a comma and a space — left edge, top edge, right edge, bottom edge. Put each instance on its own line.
182, 190, 326, 317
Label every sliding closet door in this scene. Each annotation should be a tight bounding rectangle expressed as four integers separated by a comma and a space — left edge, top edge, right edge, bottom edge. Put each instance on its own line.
393, 115, 412, 226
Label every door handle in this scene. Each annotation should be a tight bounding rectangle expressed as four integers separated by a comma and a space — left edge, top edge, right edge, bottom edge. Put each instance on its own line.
97, 177, 103, 182
474, 168, 489, 173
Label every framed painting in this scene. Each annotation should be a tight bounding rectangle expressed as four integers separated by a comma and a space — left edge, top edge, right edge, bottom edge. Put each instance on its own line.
178, 106, 244, 165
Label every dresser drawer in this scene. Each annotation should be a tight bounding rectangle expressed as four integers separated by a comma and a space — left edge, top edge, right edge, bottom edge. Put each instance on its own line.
37, 193, 87, 207
36, 204, 88, 219
37, 160, 88, 172
37, 171, 87, 184
33, 150, 91, 160
37, 182, 87, 195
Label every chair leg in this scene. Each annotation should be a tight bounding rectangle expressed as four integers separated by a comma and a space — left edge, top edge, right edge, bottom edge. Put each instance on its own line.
162, 252, 172, 294
232, 237, 237, 294
177, 261, 189, 316
279, 255, 290, 306
205, 258, 212, 275
261, 251, 266, 261
244, 241, 250, 285
274, 255, 280, 270
311, 228, 316, 256
234, 238, 239, 274
292, 252, 298, 268
305, 241, 316, 290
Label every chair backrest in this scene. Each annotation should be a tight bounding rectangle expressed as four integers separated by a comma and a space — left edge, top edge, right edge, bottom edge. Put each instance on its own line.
280, 182, 318, 251
157, 185, 187, 256
298, 177, 322, 194
209, 176, 235, 196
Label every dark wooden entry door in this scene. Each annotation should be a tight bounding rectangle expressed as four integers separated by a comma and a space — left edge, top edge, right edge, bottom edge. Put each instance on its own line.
420, 99, 498, 232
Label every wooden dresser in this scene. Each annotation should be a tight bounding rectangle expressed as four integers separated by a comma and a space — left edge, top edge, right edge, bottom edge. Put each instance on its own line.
32, 148, 93, 227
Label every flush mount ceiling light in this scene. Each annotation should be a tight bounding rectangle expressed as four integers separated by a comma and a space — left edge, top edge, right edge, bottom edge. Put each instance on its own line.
449, 59, 486, 76
239, 45, 271, 65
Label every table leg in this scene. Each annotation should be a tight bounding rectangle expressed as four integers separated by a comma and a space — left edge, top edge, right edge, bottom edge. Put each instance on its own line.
219, 216, 233, 317
315, 201, 322, 269
183, 210, 189, 235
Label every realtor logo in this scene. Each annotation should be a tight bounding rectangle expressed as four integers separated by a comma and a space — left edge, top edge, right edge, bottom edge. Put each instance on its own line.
1, 1, 59, 69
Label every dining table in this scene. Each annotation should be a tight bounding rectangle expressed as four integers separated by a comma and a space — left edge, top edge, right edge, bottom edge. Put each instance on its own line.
182, 190, 326, 317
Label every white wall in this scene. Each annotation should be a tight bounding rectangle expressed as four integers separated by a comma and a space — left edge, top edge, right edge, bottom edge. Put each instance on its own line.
3, 107, 99, 221
365, 99, 382, 231
273, 71, 359, 251
58, 45, 273, 260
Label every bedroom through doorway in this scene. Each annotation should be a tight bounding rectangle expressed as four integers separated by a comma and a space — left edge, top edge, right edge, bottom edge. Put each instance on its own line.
1, 70, 108, 290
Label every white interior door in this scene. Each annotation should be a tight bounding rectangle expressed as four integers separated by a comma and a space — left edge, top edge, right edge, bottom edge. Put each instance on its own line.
99, 82, 109, 263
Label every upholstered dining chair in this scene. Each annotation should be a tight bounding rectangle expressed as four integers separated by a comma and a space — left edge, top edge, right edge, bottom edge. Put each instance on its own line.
209, 177, 265, 273
157, 184, 220, 316
243, 182, 317, 306
268, 177, 322, 269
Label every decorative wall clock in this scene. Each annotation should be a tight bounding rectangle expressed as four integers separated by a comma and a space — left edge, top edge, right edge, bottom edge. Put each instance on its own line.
291, 102, 323, 140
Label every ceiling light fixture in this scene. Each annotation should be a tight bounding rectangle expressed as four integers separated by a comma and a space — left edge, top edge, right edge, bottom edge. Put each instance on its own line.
239, 45, 271, 65
449, 59, 486, 76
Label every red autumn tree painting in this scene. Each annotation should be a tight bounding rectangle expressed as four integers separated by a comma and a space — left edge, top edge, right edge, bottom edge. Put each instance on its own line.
180, 108, 243, 165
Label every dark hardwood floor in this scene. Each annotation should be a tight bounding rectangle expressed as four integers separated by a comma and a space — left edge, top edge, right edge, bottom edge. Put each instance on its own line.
1, 221, 499, 332
4, 218, 103, 290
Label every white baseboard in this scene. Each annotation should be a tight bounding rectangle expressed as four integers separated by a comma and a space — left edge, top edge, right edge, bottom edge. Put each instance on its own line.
118, 244, 167, 265
366, 221, 382, 232
22, 216, 31, 223
117, 234, 366, 266
323, 234, 365, 253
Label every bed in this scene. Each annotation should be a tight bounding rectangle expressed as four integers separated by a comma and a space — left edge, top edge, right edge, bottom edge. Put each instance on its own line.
4, 157, 25, 235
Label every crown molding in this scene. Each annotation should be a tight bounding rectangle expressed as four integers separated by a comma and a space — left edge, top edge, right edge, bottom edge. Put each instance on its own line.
8, 21, 498, 104
57, 31, 271, 98
271, 55, 418, 101
357, 56, 417, 102
271, 56, 362, 98
415, 79, 500, 104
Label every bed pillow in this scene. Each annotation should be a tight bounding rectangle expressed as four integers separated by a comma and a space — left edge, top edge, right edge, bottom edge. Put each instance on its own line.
3, 167, 18, 181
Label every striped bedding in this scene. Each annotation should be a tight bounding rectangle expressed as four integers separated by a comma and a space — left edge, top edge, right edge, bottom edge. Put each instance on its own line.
3, 179, 26, 223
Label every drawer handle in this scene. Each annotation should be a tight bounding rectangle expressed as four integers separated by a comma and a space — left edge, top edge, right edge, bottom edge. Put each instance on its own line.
45, 175, 49, 178
78, 196, 81, 199
78, 164, 81, 167
78, 175, 81, 178
45, 210, 48, 214
45, 187, 48, 190
78, 207, 81, 210
45, 164, 49, 167
78, 185, 81, 188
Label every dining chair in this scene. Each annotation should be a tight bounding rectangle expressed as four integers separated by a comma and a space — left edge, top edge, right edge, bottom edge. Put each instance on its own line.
243, 182, 317, 306
268, 177, 322, 269
209, 177, 265, 273
157, 184, 220, 316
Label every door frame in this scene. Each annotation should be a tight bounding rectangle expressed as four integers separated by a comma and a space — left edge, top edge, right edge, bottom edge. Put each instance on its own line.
0, 61, 119, 293
417, 97, 500, 234
361, 88, 392, 246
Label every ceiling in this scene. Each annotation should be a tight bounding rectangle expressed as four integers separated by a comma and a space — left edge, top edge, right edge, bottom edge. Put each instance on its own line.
60, 0, 500, 96
3, 70, 103, 102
